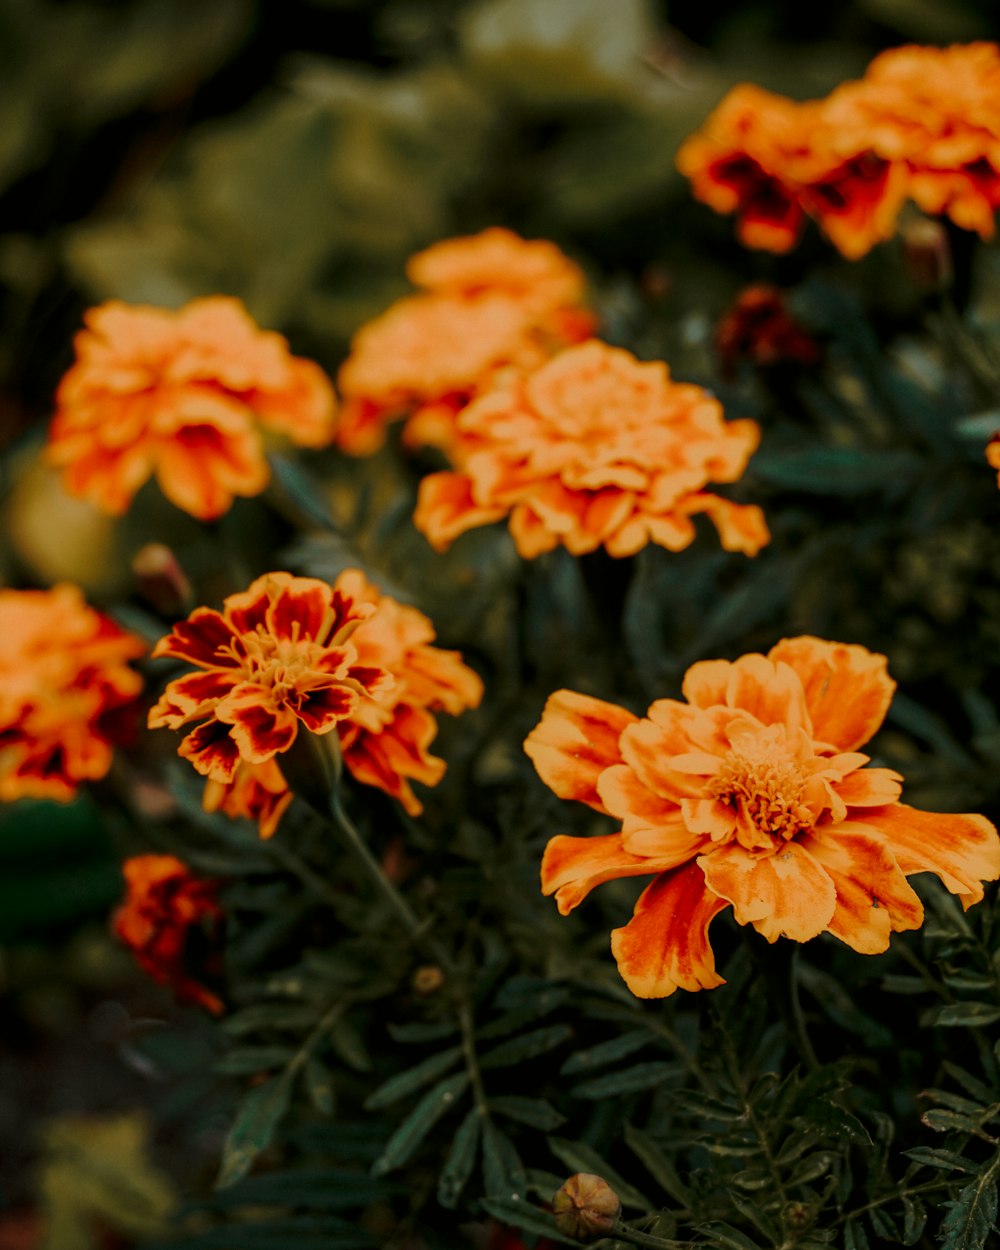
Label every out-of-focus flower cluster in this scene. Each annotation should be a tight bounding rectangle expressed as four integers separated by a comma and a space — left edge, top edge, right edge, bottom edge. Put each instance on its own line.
678, 42, 1000, 258
47, 297, 336, 520
0, 585, 144, 802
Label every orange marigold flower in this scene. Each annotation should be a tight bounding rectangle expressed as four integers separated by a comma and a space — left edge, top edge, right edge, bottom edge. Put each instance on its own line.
112, 854, 224, 1013
199, 569, 483, 833
0, 585, 144, 803
986, 434, 1000, 485
826, 43, 1000, 240
676, 85, 816, 254
414, 340, 768, 559
525, 637, 1000, 998
47, 297, 336, 521
336, 228, 595, 456
148, 572, 394, 784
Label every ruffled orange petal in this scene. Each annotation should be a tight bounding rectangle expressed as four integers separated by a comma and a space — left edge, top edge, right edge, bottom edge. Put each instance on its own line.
617, 716, 708, 804
725, 653, 811, 734
609, 862, 728, 998
834, 767, 903, 807
767, 636, 895, 751
800, 823, 923, 954
525, 690, 637, 814
597, 763, 682, 830
154, 416, 269, 521
215, 687, 299, 762
267, 578, 336, 644
151, 608, 238, 667
178, 719, 242, 782
699, 841, 836, 942
414, 471, 507, 552
541, 833, 675, 915
862, 803, 1000, 909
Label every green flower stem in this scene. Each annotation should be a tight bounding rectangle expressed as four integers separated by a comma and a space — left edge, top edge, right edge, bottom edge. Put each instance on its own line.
607, 1222, 686, 1249
328, 792, 455, 974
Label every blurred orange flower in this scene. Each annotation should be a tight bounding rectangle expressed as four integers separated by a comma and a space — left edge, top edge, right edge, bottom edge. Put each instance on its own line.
335, 228, 595, 456
676, 84, 814, 254
47, 297, 336, 520
825, 43, 1000, 240
986, 434, 1000, 485
0, 585, 144, 802
200, 569, 483, 832
148, 571, 393, 783
415, 340, 768, 559
679, 43, 1000, 259
113, 854, 224, 1013
526, 637, 1000, 998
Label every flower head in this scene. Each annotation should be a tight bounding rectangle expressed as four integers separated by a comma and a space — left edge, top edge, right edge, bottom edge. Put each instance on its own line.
148, 572, 393, 783
47, 297, 336, 520
112, 854, 224, 1013
415, 340, 768, 559
0, 585, 144, 802
336, 229, 595, 456
526, 637, 1000, 998
715, 284, 821, 378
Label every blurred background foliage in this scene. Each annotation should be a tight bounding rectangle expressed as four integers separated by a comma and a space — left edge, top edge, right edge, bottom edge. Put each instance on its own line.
5, 0, 1000, 1248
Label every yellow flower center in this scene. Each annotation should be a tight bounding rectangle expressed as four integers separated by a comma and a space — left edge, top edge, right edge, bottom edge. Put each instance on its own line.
707, 725, 814, 851
224, 626, 331, 704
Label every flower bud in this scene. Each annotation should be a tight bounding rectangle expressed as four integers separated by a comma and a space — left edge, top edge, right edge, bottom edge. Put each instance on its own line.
132, 543, 192, 617
552, 1173, 621, 1242
901, 217, 952, 292
411, 965, 445, 995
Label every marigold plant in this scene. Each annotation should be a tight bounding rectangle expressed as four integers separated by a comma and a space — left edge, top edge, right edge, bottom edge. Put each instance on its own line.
47, 297, 336, 520
112, 854, 224, 1014
414, 339, 768, 558
0, 585, 144, 802
526, 636, 1000, 998
335, 227, 595, 456
201, 568, 483, 832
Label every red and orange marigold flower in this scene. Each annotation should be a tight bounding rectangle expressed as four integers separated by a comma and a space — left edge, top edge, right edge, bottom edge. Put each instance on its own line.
335, 228, 595, 456
0, 585, 144, 803
151, 570, 482, 834
677, 42, 1000, 259
47, 297, 336, 521
525, 637, 1000, 998
113, 854, 224, 1013
414, 339, 768, 559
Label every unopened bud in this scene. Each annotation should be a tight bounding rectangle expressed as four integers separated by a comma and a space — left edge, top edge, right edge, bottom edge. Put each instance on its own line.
901, 217, 952, 292
132, 543, 192, 617
411, 965, 445, 995
552, 1173, 621, 1243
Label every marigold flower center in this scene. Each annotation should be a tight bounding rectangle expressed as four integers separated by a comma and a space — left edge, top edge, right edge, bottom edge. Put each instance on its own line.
223, 628, 330, 702
708, 729, 813, 850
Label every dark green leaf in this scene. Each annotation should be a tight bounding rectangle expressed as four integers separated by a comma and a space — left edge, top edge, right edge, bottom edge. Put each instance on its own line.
932, 1003, 1000, 1028
843, 1219, 870, 1250
371, 1072, 469, 1176
364, 1045, 463, 1109
786, 1152, 834, 1186
751, 447, 921, 496
560, 1029, 652, 1075
799, 1102, 872, 1146
387, 1020, 459, 1044
700, 1220, 763, 1250
902, 1195, 928, 1246
479, 1199, 577, 1247
479, 1025, 573, 1070
437, 1106, 482, 1209
222, 1004, 320, 1035
202, 1167, 400, 1210
482, 1119, 527, 1201
939, 1161, 1000, 1250
489, 1096, 565, 1130
302, 1057, 335, 1115
623, 1124, 687, 1205
672, 1091, 745, 1122
214, 1047, 295, 1076
571, 1061, 681, 1099
217, 1073, 294, 1189
904, 1147, 971, 1173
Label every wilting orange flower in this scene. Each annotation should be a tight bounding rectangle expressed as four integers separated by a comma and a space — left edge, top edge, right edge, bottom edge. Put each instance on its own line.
0, 585, 144, 802
715, 284, 821, 378
148, 572, 393, 784
678, 43, 1000, 259
200, 570, 483, 832
47, 297, 336, 520
415, 340, 768, 559
113, 854, 224, 1013
336, 228, 595, 456
526, 637, 1000, 998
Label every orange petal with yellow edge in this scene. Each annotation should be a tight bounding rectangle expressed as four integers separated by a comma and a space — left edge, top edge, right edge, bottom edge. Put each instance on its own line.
767, 636, 895, 752
699, 841, 836, 943
834, 767, 903, 808
800, 823, 923, 954
597, 763, 681, 830
525, 690, 636, 813
610, 862, 729, 998
862, 803, 1000, 909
